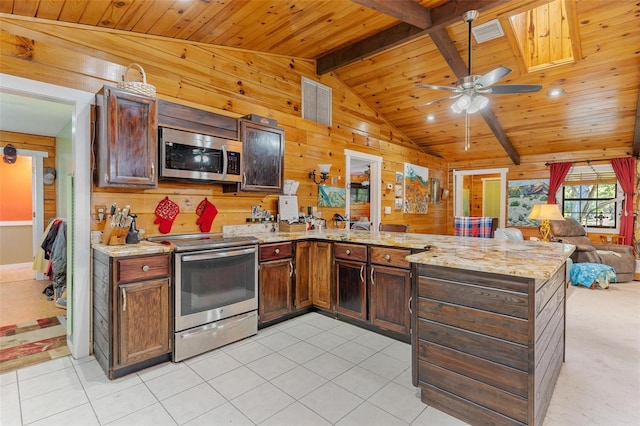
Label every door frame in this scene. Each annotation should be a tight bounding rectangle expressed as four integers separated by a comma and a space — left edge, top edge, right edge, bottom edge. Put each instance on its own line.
344, 149, 382, 230
453, 168, 508, 228
1, 74, 94, 359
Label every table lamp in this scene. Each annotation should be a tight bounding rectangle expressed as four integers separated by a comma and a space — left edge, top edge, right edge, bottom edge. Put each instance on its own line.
528, 204, 565, 242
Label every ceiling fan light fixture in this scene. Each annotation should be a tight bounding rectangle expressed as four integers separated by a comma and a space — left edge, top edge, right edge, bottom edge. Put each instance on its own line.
450, 94, 471, 113
467, 95, 489, 114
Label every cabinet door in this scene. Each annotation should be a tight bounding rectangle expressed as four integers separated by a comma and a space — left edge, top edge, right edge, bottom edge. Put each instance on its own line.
259, 259, 292, 323
370, 265, 411, 335
312, 241, 333, 310
335, 259, 366, 320
97, 86, 158, 188
294, 241, 312, 310
240, 120, 284, 192
117, 278, 170, 366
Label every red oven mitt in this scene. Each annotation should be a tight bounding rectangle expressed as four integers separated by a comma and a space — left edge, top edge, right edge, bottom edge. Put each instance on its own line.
154, 197, 180, 234
195, 198, 218, 232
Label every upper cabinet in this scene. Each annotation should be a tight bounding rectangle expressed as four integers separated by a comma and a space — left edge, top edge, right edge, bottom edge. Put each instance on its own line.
95, 86, 158, 188
240, 120, 285, 192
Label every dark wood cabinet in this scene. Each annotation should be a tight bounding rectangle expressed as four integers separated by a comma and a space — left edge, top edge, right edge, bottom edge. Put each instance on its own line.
295, 241, 333, 311
334, 243, 367, 321
95, 86, 158, 188
92, 250, 172, 379
312, 241, 333, 310
259, 242, 293, 323
413, 264, 566, 426
369, 246, 411, 335
240, 120, 285, 192
294, 241, 313, 310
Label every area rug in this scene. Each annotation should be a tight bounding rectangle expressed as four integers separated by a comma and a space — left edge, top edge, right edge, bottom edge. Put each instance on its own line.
0, 316, 69, 372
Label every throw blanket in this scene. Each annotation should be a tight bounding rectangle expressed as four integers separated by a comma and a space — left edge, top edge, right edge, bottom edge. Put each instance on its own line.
454, 216, 495, 238
570, 263, 617, 289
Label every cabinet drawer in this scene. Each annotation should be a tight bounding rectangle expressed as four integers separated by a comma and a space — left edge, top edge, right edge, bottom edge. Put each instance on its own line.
116, 254, 170, 283
334, 243, 367, 262
370, 246, 411, 269
259, 242, 292, 262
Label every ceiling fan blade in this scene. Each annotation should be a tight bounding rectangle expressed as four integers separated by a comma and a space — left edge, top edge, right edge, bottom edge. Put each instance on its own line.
474, 66, 512, 88
415, 94, 462, 109
415, 83, 461, 92
488, 84, 543, 94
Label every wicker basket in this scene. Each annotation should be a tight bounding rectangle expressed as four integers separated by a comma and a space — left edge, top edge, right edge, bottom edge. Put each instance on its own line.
117, 63, 156, 98
279, 221, 307, 232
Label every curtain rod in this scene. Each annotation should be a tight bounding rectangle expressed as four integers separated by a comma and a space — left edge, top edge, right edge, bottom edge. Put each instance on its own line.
544, 159, 611, 167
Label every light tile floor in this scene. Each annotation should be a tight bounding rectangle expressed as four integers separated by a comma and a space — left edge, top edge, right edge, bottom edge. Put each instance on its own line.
0, 313, 465, 426
2, 281, 639, 425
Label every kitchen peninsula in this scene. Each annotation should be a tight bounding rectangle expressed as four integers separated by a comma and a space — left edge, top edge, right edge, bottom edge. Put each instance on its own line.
94, 229, 573, 425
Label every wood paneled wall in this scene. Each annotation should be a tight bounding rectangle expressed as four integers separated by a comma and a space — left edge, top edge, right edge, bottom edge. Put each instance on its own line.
0, 18, 447, 237
0, 130, 56, 229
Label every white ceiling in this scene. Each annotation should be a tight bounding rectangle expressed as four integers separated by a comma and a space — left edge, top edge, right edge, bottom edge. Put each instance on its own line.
0, 91, 73, 137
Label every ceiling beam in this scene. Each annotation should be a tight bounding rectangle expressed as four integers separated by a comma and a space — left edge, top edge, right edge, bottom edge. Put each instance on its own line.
430, 28, 520, 165
317, 0, 509, 74
351, 0, 432, 29
633, 88, 640, 157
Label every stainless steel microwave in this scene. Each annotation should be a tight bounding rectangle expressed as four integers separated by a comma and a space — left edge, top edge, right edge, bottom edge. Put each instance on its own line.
158, 127, 242, 183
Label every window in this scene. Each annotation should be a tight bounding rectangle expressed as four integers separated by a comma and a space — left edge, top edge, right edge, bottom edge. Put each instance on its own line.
560, 165, 620, 230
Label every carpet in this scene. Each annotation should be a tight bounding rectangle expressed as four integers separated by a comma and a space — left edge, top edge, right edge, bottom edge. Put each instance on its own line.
0, 316, 69, 372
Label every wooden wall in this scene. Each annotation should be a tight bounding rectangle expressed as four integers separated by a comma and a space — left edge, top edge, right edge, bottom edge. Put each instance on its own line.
0, 130, 56, 229
0, 18, 448, 238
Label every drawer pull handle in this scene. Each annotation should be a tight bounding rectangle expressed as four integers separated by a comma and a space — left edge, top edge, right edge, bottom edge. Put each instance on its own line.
385, 254, 391, 261
275, 248, 280, 254
122, 288, 127, 312
346, 249, 351, 255
142, 265, 150, 272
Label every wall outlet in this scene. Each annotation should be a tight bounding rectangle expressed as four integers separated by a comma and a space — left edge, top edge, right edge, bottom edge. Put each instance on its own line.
94, 205, 106, 223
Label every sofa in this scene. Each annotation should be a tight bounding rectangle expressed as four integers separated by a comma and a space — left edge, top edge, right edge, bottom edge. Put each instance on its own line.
549, 218, 635, 282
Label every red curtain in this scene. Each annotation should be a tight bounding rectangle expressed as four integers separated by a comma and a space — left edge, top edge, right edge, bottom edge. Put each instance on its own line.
547, 162, 572, 204
611, 157, 636, 245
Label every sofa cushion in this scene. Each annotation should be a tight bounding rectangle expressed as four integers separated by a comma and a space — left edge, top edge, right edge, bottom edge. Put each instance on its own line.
550, 218, 586, 237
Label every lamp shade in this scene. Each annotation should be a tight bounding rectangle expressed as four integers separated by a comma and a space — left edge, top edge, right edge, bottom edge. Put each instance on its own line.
318, 164, 332, 174
528, 204, 565, 221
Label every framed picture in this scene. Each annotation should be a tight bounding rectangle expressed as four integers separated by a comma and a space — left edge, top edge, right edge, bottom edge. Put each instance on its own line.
395, 171, 403, 183
507, 179, 549, 226
394, 184, 403, 197
403, 163, 429, 214
394, 198, 403, 210
318, 185, 347, 208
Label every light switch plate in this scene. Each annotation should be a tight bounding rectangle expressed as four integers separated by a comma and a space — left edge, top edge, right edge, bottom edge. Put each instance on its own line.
384, 206, 391, 214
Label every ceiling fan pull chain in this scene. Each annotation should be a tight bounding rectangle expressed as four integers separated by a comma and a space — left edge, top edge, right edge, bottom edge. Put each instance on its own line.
465, 112, 470, 152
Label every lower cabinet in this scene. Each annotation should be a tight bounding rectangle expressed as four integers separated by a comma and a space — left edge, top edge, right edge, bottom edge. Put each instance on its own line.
311, 241, 333, 310
294, 241, 313, 310
334, 243, 367, 321
92, 250, 172, 380
369, 246, 412, 335
258, 242, 293, 323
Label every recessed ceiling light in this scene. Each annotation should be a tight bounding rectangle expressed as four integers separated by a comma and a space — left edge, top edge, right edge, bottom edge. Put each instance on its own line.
426, 114, 436, 122
547, 88, 565, 97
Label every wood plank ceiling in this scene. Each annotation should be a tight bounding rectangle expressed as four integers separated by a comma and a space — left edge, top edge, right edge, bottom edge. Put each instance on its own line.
1, 0, 638, 165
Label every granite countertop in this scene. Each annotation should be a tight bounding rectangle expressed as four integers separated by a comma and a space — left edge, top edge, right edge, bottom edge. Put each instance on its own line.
92, 240, 173, 257
239, 229, 575, 280
93, 229, 574, 280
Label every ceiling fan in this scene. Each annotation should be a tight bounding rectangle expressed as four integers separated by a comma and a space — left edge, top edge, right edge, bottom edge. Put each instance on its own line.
416, 10, 542, 114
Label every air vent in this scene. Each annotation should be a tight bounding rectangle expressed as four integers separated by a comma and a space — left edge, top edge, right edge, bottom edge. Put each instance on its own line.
302, 77, 332, 126
472, 19, 505, 43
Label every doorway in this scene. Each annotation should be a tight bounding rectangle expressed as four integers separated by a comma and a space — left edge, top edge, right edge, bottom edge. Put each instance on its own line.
344, 149, 381, 230
1, 74, 94, 359
453, 168, 508, 228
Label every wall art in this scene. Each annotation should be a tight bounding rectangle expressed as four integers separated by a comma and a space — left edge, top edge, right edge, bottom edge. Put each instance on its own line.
507, 179, 549, 226
403, 163, 429, 214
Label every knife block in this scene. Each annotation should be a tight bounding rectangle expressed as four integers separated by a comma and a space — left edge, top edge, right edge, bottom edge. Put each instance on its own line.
101, 216, 128, 245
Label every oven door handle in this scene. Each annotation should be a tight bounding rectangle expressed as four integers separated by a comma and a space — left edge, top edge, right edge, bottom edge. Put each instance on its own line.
179, 312, 255, 340
182, 247, 256, 262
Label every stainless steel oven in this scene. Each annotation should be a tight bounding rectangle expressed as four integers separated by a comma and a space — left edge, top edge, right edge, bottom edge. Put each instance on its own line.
150, 233, 258, 361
